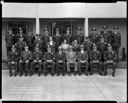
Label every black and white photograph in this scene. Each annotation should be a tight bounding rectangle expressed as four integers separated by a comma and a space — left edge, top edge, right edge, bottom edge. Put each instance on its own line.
1, 1, 127, 102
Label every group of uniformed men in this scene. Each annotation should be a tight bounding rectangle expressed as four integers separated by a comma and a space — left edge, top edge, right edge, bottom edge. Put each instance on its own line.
5, 25, 121, 77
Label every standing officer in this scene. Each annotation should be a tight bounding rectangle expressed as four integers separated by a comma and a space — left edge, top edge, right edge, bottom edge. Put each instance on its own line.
103, 44, 117, 77
16, 27, 24, 43
77, 45, 89, 76
111, 26, 121, 63
75, 27, 84, 44
53, 28, 62, 52
15, 36, 26, 58
30, 44, 43, 76
19, 45, 32, 76
56, 46, 66, 76
89, 44, 102, 75
43, 47, 56, 76
25, 28, 35, 51
34, 34, 43, 53
89, 27, 100, 45
63, 27, 72, 44
7, 45, 18, 76
5, 28, 15, 56
66, 46, 77, 76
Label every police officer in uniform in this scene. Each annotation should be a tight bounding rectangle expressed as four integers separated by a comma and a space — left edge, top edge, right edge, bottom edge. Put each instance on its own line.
63, 27, 72, 44
19, 45, 32, 76
89, 44, 102, 75
15, 36, 26, 58
43, 47, 56, 76
25, 28, 35, 51
16, 27, 24, 42
66, 46, 78, 76
103, 44, 117, 77
77, 45, 89, 76
75, 27, 84, 44
5, 28, 15, 56
111, 26, 121, 63
8, 45, 18, 76
72, 40, 80, 54
56, 46, 66, 76
53, 28, 62, 52
31, 44, 43, 76
89, 27, 100, 45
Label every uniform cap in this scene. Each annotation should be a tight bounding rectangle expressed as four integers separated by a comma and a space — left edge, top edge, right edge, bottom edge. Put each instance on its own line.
103, 26, 108, 29
80, 45, 84, 48
92, 27, 96, 31
113, 26, 118, 29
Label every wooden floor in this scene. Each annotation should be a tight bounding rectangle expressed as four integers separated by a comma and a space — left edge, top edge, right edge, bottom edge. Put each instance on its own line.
2, 69, 127, 102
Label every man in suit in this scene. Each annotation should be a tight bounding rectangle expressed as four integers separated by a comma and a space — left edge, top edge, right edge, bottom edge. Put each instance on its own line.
103, 44, 117, 77
56, 46, 66, 76
66, 46, 77, 76
43, 47, 56, 76
77, 45, 89, 76
19, 45, 32, 76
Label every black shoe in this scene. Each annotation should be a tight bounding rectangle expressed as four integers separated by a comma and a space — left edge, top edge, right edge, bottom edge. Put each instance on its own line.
44, 73, 47, 76
29, 72, 33, 76
25, 72, 27, 76
68, 72, 71, 76
20, 72, 22, 76
74, 72, 77, 76
62, 73, 65, 76
10, 72, 13, 77
104, 72, 107, 76
38, 73, 40, 76
51, 73, 54, 76
14, 72, 17, 77
79, 72, 81, 76
99, 72, 103, 76
85, 72, 88, 76
90, 72, 93, 75
112, 73, 115, 77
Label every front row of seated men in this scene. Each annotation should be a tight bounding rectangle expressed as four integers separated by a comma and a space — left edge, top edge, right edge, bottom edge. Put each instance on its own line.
8, 42, 117, 77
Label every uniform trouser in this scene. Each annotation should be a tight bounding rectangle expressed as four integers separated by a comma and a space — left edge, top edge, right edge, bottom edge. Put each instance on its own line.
103, 61, 116, 74
113, 46, 119, 62
77, 61, 89, 73
6, 46, 12, 56
19, 62, 30, 73
56, 61, 66, 73
90, 61, 102, 73
67, 61, 78, 72
43, 61, 55, 73
8, 62, 18, 73
31, 61, 42, 73
28, 44, 33, 52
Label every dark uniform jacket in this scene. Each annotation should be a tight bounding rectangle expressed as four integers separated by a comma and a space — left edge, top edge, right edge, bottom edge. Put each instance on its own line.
53, 35, 61, 46
77, 51, 88, 61
89, 50, 101, 61
34, 39, 43, 50
8, 51, 19, 62
25, 33, 35, 47
104, 51, 117, 61
89, 33, 100, 44
5, 34, 15, 47
97, 41, 107, 53
63, 34, 72, 44
72, 42, 80, 52
83, 41, 93, 52
56, 52, 66, 61
112, 32, 121, 48
20, 50, 32, 62
44, 52, 55, 61
75, 34, 84, 44
32, 51, 43, 61
16, 41, 26, 55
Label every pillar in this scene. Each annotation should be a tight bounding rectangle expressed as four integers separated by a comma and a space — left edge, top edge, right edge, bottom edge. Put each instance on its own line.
36, 3, 39, 34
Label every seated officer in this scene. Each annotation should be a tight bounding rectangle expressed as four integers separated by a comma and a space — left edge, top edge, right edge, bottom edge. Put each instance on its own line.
103, 44, 117, 77
8, 45, 18, 76
89, 44, 102, 75
77, 45, 89, 76
19, 45, 32, 76
72, 40, 80, 54
56, 46, 66, 76
30, 44, 43, 76
43, 47, 56, 76
66, 46, 77, 76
